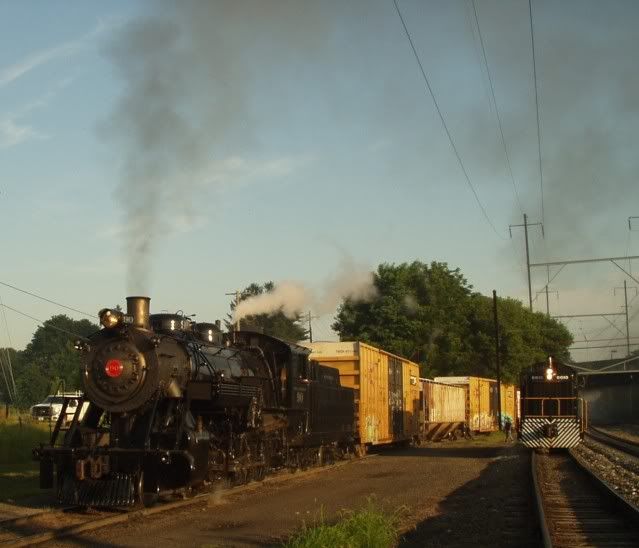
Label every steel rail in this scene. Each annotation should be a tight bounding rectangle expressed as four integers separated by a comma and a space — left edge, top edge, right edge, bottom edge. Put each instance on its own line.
586, 426, 639, 458
0, 455, 371, 547
531, 451, 552, 548
533, 450, 639, 547
569, 448, 639, 524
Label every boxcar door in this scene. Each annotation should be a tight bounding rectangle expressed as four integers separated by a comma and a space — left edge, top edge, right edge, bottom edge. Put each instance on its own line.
388, 357, 404, 438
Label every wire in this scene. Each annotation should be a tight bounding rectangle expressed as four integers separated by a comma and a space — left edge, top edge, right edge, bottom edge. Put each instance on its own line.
392, 0, 506, 240
471, 0, 525, 216
529, 0, 545, 228
626, 224, 633, 276
0, 302, 91, 341
0, 295, 17, 396
0, 279, 95, 318
0, 352, 14, 402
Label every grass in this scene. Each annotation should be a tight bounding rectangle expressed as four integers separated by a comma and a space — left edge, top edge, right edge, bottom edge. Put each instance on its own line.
469, 430, 512, 444
283, 500, 402, 548
0, 413, 53, 502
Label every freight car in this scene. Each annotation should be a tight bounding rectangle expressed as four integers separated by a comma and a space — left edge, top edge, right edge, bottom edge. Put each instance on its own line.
418, 379, 467, 441
434, 376, 518, 433
34, 297, 355, 506
307, 342, 420, 453
519, 357, 585, 449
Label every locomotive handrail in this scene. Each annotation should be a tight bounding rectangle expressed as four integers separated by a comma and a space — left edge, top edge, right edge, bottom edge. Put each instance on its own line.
521, 396, 585, 420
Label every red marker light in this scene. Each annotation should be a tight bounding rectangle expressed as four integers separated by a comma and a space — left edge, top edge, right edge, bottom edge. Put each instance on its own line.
105, 359, 124, 378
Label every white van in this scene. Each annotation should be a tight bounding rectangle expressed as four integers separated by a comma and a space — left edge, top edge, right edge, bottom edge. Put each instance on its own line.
30, 392, 89, 425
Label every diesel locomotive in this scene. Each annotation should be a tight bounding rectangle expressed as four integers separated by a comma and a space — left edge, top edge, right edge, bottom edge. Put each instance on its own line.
518, 356, 586, 449
34, 297, 355, 506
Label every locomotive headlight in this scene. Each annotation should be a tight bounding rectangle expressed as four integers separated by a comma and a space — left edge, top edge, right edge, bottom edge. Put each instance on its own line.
545, 367, 555, 381
99, 308, 123, 329
105, 359, 124, 378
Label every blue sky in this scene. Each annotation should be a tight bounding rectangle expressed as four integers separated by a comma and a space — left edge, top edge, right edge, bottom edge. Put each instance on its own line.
1, 0, 638, 362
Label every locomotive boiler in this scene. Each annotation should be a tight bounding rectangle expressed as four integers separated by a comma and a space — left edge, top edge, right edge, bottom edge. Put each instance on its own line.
35, 297, 355, 506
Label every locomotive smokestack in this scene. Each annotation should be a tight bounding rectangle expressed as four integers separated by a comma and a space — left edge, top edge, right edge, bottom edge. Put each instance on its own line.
126, 296, 151, 330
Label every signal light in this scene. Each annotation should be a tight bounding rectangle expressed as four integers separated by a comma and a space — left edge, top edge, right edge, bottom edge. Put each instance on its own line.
105, 359, 124, 378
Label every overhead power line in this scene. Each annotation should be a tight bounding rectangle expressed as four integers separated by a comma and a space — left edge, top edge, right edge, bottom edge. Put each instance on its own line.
0, 294, 17, 397
529, 0, 545, 227
392, 0, 506, 240
471, 0, 525, 216
0, 302, 91, 341
0, 280, 94, 318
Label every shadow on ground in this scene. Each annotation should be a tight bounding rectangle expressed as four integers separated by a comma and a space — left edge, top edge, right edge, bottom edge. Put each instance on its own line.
376, 445, 507, 459
400, 444, 541, 548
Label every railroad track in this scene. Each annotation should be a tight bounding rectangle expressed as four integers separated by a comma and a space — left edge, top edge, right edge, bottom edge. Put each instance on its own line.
0, 456, 368, 547
533, 450, 639, 547
586, 427, 639, 458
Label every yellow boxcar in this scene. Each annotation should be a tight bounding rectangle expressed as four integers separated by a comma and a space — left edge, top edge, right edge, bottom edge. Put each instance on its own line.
435, 377, 519, 432
500, 383, 519, 423
307, 341, 420, 446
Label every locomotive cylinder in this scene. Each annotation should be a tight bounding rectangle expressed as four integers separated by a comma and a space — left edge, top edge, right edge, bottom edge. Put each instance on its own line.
127, 296, 151, 330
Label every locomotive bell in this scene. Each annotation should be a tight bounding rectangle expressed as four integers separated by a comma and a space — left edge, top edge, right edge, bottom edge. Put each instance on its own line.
127, 296, 151, 330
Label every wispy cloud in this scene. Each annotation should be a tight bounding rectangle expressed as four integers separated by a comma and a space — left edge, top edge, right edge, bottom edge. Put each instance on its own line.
0, 43, 76, 89
0, 118, 42, 149
0, 77, 74, 149
210, 154, 312, 190
0, 19, 113, 89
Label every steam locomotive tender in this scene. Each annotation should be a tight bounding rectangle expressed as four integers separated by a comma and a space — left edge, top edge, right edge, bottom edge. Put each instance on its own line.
518, 357, 585, 449
35, 297, 355, 506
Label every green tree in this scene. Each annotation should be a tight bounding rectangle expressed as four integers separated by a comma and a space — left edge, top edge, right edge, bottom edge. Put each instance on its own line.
464, 295, 573, 383
226, 282, 308, 342
14, 315, 99, 407
333, 261, 473, 372
333, 260, 573, 382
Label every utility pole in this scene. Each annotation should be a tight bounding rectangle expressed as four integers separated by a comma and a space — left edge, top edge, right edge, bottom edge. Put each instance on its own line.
535, 287, 558, 316
614, 280, 637, 358
509, 213, 543, 311
225, 290, 241, 331
492, 290, 502, 431
545, 266, 550, 317
625, 279, 630, 359
306, 310, 317, 342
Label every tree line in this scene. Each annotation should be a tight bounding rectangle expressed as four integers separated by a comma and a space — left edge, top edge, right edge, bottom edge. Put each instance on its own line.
1, 316, 98, 408
0, 260, 574, 407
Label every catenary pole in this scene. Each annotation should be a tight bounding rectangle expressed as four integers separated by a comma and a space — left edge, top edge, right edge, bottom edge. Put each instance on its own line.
509, 214, 543, 312
493, 290, 502, 430
624, 280, 630, 358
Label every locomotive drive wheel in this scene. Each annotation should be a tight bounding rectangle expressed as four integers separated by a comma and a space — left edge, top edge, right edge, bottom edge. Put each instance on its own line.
137, 473, 159, 508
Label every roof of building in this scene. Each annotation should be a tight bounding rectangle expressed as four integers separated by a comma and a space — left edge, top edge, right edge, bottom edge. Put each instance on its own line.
572, 355, 639, 375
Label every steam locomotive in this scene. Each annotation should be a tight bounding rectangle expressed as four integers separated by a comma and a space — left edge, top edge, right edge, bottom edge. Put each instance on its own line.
518, 357, 585, 449
34, 297, 355, 506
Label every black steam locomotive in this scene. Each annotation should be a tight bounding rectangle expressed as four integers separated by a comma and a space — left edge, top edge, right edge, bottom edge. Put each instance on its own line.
34, 297, 355, 506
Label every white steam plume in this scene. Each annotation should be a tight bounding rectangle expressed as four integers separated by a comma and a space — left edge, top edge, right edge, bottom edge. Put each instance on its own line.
233, 281, 312, 321
233, 263, 378, 323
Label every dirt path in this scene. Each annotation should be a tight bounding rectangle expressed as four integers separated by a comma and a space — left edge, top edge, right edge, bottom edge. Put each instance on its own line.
45, 440, 531, 547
